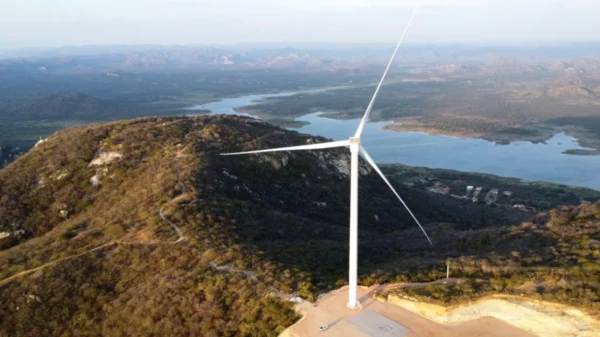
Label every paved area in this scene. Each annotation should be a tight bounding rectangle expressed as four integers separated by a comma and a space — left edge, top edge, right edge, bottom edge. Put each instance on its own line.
347, 310, 411, 337
287, 286, 536, 337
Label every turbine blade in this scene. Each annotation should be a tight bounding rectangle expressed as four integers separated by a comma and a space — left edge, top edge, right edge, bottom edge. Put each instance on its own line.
220, 140, 350, 156
354, 3, 421, 138
359, 146, 433, 245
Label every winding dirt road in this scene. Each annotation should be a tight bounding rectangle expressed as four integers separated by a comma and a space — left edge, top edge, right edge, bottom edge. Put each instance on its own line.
0, 172, 191, 285
0, 242, 117, 286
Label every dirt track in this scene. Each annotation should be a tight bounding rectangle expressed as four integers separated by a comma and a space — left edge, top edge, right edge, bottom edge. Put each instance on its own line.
0, 173, 189, 286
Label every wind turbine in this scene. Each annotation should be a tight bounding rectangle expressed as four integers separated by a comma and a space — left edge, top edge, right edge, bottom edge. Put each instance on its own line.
221, 4, 432, 309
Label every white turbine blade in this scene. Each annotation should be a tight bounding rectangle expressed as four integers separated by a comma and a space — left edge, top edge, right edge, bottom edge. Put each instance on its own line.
359, 146, 433, 245
220, 140, 350, 156
354, 3, 421, 138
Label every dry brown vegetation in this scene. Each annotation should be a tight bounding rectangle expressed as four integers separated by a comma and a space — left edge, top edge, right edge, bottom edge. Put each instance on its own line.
386, 202, 600, 318
0, 116, 304, 336
0, 115, 598, 336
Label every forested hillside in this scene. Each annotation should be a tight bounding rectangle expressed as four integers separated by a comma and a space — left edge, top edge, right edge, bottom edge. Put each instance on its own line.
386, 202, 600, 317
0, 115, 598, 336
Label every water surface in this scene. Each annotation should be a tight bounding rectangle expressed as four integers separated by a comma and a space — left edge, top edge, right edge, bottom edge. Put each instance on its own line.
188, 93, 600, 191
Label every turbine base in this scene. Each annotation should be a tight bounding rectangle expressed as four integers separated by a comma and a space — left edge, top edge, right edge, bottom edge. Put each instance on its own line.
347, 302, 359, 309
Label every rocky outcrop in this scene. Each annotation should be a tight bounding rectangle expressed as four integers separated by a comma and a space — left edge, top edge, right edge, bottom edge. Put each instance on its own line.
89, 151, 122, 166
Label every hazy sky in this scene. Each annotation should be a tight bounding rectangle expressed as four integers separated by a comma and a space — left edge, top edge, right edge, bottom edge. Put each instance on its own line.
1, 0, 600, 48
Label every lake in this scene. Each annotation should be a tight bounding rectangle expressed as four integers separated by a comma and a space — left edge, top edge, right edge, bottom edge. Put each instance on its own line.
188, 93, 600, 191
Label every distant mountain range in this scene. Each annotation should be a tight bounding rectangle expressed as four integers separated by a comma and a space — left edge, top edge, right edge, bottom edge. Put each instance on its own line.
4, 42, 600, 74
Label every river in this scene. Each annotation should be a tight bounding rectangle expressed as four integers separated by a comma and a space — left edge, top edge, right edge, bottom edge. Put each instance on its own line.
188, 92, 600, 191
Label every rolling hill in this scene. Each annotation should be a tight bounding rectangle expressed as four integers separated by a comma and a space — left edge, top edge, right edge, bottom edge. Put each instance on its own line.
0, 115, 598, 336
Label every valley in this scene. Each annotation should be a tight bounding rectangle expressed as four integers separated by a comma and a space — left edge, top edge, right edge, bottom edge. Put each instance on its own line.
0, 61, 379, 164
237, 58, 600, 157
189, 90, 600, 191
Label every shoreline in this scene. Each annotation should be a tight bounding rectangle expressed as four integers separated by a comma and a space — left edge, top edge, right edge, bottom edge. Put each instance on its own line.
384, 119, 600, 156
212, 89, 600, 158
232, 107, 600, 157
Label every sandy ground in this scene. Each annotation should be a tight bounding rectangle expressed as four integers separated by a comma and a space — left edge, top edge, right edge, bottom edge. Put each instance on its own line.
282, 285, 536, 337
388, 294, 600, 337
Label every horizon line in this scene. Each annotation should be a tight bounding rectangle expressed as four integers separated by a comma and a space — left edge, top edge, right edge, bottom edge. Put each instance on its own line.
4, 40, 600, 51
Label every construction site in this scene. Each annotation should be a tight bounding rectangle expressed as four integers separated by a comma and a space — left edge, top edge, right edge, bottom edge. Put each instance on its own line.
280, 286, 537, 337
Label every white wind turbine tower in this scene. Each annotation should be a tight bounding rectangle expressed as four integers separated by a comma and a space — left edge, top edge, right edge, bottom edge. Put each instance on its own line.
221, 4, 432, 309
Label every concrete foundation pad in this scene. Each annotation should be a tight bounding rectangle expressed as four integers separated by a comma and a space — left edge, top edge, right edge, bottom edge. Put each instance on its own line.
347, 310, 411, 337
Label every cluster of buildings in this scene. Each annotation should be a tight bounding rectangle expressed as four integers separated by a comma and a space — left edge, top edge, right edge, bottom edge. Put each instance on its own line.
402, 174, 544, 214
465, 186, 506, 205
402, 175, 539, 210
